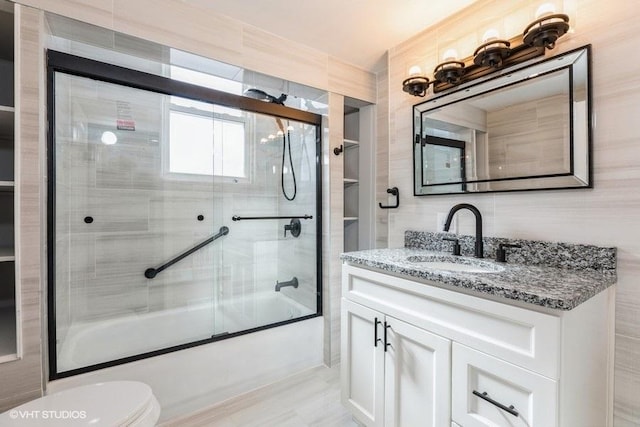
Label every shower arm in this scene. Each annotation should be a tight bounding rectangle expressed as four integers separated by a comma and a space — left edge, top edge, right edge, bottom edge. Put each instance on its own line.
144, 226, 230, 279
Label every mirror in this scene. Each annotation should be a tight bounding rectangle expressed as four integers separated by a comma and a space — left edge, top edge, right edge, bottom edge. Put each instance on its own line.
413, 45, 591, 196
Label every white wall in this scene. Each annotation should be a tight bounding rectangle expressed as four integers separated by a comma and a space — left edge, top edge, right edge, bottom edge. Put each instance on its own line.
383, 0, 640, 423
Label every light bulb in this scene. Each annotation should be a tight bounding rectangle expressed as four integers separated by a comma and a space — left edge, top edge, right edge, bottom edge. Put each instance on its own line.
100, 131, 117, 145
443, 49, 458, 61
277, 130, 284, 136
408, 65, 423, 76
268, 134, 275, 140
482, 28, 500, 43
287, 125, 294, 131
260, 137, 268, 144
535, 3, 556, 18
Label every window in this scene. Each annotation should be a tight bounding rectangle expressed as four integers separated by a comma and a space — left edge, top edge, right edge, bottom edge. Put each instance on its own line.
167, 66, 247, 179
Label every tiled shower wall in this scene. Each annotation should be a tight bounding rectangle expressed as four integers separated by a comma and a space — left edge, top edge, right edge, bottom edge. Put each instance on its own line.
383, 0, 640, 423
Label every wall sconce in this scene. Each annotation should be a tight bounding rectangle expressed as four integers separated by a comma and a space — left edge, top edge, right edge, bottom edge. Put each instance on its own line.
402, 3, 571, 96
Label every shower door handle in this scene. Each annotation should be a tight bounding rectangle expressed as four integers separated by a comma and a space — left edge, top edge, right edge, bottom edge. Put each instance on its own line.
144, 226, 229, 279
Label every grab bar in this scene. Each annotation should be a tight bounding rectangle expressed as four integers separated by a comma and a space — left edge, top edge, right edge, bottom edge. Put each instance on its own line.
144, 226, 229, 279
232, 215, 313, 221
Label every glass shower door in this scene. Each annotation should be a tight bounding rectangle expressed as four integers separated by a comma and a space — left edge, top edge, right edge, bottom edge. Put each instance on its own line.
53, 73, 223, 373
48, 51, 322, 378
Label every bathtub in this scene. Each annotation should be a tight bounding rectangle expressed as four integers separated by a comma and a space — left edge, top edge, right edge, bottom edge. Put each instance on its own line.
51, 292, 322, 421
58, 291, 315, 372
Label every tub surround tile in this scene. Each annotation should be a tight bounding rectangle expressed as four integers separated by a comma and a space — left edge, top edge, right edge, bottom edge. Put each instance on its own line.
341, 232, 616, 310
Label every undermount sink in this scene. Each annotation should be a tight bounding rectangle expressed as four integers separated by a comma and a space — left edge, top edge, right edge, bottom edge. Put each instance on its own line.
405, 255, 505, 274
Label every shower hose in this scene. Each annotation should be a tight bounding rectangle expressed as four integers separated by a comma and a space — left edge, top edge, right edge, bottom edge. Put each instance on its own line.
282, 129, 297, 201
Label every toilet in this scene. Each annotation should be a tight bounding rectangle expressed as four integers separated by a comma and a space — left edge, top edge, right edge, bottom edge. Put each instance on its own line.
0, 381, 160, 426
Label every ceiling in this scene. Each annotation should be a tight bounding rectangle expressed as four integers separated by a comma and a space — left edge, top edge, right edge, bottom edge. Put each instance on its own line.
184, 0, 478, 72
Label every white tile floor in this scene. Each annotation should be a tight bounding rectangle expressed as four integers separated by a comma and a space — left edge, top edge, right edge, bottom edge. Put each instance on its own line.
161, 364, 360, 427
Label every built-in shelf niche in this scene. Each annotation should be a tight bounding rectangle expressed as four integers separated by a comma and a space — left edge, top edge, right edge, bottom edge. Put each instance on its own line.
343, 101, 374, 253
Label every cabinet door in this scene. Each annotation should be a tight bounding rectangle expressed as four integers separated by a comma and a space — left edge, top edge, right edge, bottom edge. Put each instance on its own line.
341, 298, 385, 427
452, 343, 557, 427
384, 316, 451, 427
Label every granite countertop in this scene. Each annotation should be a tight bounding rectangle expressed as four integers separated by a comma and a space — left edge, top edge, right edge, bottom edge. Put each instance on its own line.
341, 239, 617, 311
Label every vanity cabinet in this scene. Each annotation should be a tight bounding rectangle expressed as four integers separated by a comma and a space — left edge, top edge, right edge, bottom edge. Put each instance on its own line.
341, 264, 614, 427
341, 299, 450, 427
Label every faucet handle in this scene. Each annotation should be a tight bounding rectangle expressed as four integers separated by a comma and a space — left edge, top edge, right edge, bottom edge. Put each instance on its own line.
496, 243, 522, 263
443, 237, 461, 256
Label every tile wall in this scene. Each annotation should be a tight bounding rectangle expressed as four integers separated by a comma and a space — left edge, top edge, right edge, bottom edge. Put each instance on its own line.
383, 0, 640, 423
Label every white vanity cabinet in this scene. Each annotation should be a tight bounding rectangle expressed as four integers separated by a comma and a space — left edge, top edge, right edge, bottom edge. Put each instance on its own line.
341, 264, 614, 427
341, 298, 451, 427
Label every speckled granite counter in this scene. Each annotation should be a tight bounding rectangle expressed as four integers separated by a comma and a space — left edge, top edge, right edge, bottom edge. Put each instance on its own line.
340, 232, 617, 311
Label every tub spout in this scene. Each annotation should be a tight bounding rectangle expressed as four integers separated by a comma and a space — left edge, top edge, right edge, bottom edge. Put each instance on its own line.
275, 277, 299, 292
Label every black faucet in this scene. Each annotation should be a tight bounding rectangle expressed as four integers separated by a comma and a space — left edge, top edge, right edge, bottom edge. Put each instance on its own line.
443, 203, 484, 258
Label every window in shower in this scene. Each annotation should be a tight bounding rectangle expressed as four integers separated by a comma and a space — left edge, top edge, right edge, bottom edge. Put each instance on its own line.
47, 51, 322, 379
168, 107, 247, 178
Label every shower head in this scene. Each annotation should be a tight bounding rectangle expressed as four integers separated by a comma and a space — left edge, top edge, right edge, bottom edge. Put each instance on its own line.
244, 88, 287, 105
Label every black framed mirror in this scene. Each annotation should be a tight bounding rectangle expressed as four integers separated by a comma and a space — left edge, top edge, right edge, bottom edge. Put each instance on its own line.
413, 45, 591, 196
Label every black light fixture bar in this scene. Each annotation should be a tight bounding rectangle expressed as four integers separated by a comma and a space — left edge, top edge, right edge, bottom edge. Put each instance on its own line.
433, 35, 545, 93
403, 8, 571, 96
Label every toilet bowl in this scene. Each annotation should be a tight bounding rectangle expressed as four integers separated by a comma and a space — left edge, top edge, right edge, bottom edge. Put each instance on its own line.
0, 381, 160, 426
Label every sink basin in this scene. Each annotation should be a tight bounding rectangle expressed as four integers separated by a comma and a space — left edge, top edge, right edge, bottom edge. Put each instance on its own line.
405, 255, 504, 274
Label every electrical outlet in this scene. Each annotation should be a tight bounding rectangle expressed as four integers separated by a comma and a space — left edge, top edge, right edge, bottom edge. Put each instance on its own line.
437, 212, 457, 233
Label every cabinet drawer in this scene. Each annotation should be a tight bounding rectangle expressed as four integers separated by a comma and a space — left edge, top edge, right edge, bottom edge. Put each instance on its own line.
342, 264, 560, 378
452, 343, 557, 427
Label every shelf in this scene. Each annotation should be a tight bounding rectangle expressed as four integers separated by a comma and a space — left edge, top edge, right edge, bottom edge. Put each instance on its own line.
344, 217, 359, 222
0, 247, 14, 262
343, 178, 359, 186
0, 181, 14, 190
0, 108, 14, 140
344, 139, 359, 149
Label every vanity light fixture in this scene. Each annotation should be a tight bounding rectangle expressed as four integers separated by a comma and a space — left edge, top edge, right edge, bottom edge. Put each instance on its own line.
473, 29, 511, 68
402, 65, 431, 97
402, 3, 570, 96
523, 3, 570, 49
434, 49, 466, 85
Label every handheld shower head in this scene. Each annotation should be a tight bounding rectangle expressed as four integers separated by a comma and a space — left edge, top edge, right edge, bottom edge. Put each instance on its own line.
244, 88, 287, 105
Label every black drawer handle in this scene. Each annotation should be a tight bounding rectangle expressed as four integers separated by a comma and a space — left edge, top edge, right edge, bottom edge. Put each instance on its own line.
472, 390, 519, 417
384, 321, 391, 352
374, 318, 382, 347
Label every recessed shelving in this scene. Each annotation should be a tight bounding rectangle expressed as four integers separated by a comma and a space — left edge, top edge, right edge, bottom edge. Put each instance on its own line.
0, 2, 17, 362
344, 217, 358, 222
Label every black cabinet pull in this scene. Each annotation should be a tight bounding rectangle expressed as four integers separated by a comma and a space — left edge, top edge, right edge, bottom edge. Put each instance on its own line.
472, 390, 519, 417
374, 318, 382, 347
333, 144, 343, 155
384, 321, 391, 352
